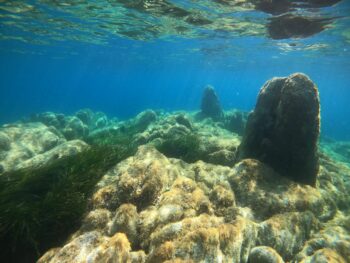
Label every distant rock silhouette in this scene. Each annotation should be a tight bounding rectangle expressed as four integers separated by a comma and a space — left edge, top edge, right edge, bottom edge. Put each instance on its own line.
237, 73, 320, 186
200, 85, 223, 120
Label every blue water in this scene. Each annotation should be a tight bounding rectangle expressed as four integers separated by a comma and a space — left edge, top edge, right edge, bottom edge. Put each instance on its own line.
0, 1, 350, 139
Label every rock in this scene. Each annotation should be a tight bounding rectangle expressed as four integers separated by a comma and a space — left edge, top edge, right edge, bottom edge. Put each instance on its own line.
96, 116, 108, 128
237, 73, 320, 186
267, 14, 334, 39
108, 204, 139, 246
223, 110, 247, 135
62, 116, 89, 140
295, 212, 350, 262
0, 131, 11, 151
80, 209, 112, 232
207, 149, 236, 166
92, 146, 177, 211
75, 108, 94, 125
147, 215, 258, 263
30, 112, 64, 128
39, 146, 257, 262
229, 159, 335, 220
37, 231, 138, 263
0, 123, 66, 174
132, 110, 157, 132
29, 110, 115, 141
257, 212, 320, 261
248, 246, 284, 263
299, 248, 347, 263
174, 114, 193, 130
37, 145, 350, 262
14, 140, 89, 171
200, 85, 223, 120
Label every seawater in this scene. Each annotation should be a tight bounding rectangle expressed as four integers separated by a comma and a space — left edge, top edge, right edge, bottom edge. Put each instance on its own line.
0, 1, 349, 139
0, 1, 349, 262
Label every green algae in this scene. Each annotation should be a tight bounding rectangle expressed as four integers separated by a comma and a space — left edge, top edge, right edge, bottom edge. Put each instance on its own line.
86, 128, 135, 146
0, 144, 135, 262
155, 133, 203, 163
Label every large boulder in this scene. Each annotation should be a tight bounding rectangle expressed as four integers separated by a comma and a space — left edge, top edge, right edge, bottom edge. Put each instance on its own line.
237, 73, 320, 186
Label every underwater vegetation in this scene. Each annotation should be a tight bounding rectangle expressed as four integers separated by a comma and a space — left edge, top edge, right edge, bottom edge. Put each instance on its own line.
155, 133, 203, 163
0, 145, 135, 262
86, 110, 157, 146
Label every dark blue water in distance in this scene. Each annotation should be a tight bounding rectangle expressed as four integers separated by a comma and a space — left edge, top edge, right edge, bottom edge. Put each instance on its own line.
0, 0, 350, 140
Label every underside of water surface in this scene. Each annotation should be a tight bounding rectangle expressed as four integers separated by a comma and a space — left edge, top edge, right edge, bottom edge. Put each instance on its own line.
0, 1, 349, 263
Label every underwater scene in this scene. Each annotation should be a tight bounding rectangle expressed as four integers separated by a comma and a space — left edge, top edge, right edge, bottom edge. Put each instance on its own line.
1, 0, 350, 262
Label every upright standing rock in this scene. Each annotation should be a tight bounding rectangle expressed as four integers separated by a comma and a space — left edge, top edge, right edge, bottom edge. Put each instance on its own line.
237, 73, 320, 186
200, 85, 223, 120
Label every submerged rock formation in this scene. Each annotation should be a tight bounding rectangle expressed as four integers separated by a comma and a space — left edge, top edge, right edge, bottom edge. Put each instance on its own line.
1, 108, 350, 262
0, 123, 88, 174
200, 85, 223, 120
38, 145, 350, 262
223, 109, 248, 135
237, 73, 320, 186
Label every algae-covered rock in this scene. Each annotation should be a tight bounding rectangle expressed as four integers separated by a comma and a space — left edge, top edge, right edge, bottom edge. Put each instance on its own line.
0, 131, 11, 152
29, 109, 117, 141
257, 211, 320, 261
223, 109, 248, 135
207, 149, 236, 166
295, 212, 350, 262
131, 111, 240, 166
38, 231, 142, 263
131, 110, 157, 132
301, 248, 348, 263
0, 123, 66, 174
61, 116, 89, 140
3, 106, 349, 263
108, 204, 139, 245
199, 85, 223, 120
237, 73, 320, 186
37, 144, 350, 263
248, 246, 284, 263
39, 146, 257, 262
15, 140, 88, 170
229, 158, 337, 221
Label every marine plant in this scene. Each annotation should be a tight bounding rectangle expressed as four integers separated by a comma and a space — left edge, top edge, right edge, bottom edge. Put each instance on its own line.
0, 144, 135, 262
155, 133, 203, 163
86, 128, 137, 146
85, 117, 152, 147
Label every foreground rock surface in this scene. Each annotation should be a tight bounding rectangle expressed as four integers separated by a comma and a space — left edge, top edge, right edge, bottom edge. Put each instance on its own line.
39, 146, 350, 262
238, 73, 320, 186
